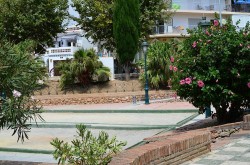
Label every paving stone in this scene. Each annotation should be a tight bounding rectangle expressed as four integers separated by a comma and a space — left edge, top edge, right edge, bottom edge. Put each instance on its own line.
195, 159, 224, 165
222, 147, 249, 152
237, 139, 250, 144
229, 155, 250, 162
220, 161, 250, 165
203, 154, 234, 160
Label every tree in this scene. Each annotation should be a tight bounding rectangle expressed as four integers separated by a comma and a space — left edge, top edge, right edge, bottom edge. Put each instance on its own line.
56, 49, 110, 88
0, 40, 46, 142
0, 0, 68, 53
113, 0, 140, 80
172, 20, 250, 123
139, 39, 180, 89
71, 0, 171, 51
51, 124, 126, 165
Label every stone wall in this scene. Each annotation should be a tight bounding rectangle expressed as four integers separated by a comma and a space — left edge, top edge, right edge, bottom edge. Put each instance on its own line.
35, 90, 177, 106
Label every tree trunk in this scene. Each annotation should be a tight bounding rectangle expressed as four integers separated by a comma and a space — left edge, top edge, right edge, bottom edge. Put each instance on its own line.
124, 65, 130, 81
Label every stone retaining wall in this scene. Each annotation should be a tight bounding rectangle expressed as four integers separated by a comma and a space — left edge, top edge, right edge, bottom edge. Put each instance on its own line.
36, 91, 177, 106
109, 131, 211, 165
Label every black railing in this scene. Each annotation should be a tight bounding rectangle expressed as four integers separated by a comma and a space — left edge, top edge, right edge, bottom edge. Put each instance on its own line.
232, 4, 250, 12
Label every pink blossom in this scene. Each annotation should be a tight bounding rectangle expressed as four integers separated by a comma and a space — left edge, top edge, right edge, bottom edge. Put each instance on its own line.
180, 79, 185, 85
173, 66, 178, 72
170, 56, 174, 63
214, 20, 219, 26
13, 90, 21, 98
169, 65, 173, 70
216, 79, 219, 83
207, 40, 211, 43
248, 82, 250, 88
205, 30, 210, 36
240, 43, 243, 47
185, 78, 192, 84
197, 80, 205, 87
192, 41, 197, 48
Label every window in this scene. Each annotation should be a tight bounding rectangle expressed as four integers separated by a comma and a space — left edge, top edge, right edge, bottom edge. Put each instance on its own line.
188, 18, 202, 30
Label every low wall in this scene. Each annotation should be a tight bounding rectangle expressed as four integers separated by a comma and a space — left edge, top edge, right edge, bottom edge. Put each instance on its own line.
109, 115, 250, 165
35, 91, 177, 106
109, 131, 211, 165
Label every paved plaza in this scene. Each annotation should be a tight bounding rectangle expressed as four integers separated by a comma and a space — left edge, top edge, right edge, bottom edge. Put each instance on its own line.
0, 101, 249, 164
0, 101, 200, 164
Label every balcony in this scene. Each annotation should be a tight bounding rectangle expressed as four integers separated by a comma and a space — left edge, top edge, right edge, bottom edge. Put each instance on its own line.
232, 4, 250, 12
172, 0, 231, 12
152, 25, 186, 35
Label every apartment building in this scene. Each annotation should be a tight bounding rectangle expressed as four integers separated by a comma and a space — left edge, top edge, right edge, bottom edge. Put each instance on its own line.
150, 0, 250, 41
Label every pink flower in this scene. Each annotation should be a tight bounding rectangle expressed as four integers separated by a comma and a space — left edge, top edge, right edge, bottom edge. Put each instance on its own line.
185, 77, 192, 84
240, 43, 243, 47
216, 79, 219, 83
248, 82, 250, 88
180, 79, 185, 85
170, 56, 174, 63
169, 65, 173, 70
205, 30, 210, 36
192, 41, 197, 48
13, 90, 21, 98
207, 40, 211, 43
197, 80, 205, 87
214, 20, 219, 26
173, 66, 178, 72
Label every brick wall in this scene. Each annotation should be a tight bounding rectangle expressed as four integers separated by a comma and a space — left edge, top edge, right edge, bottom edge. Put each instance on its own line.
109, 131, 211, 165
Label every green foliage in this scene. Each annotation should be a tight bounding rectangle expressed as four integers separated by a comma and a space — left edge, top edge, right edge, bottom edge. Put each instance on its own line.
113, 0, 140, 67
56, 49, 110, 88
139, 40, 181, 89
0, 40, 46, 142
0, 0, 68, 53
71, 0, 171, 51
50, 124, 126, 165
172, 20, 250, 123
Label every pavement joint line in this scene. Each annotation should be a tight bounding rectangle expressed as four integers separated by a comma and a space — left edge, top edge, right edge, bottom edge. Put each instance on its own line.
126, 113, 199, 149
43, 109, 198, 113
33, 122, 177, 127
30, 123, 176, 130
0, 147, 53, 155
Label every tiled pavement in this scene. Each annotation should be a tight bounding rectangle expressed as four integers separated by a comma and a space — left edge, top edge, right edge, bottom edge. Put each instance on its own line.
182, 135, 250, 165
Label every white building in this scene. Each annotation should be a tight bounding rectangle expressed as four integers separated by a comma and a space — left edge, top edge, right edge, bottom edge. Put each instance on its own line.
150, 0, 250, 41
42, 26, 114, 79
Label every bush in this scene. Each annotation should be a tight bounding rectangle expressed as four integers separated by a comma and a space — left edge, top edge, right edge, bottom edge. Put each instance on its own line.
172, 20, 250, 123
50, 124, 126, 165
0, 40, 46, 142
139, 39, 180, 89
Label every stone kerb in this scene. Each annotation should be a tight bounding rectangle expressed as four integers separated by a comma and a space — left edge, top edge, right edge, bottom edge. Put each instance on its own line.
109, 130, 211, 165
243, 114, 250, 130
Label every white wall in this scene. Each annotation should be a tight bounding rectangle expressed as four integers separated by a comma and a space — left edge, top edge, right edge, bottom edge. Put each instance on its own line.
232, 15, 250, 28
100, 57, 114, 80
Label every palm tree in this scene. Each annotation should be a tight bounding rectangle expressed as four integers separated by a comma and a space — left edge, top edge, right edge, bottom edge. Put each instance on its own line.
57, 49, 110, 88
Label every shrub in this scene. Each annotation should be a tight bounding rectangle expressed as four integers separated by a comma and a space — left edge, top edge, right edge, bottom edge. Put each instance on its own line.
0, 40, 46, 142
172, 20, 250, 123
50, 124, 126, 165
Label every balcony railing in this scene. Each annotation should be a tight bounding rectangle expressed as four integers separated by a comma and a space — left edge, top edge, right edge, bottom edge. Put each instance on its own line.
232, 4, 250, 12
152, 25, 186, 35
